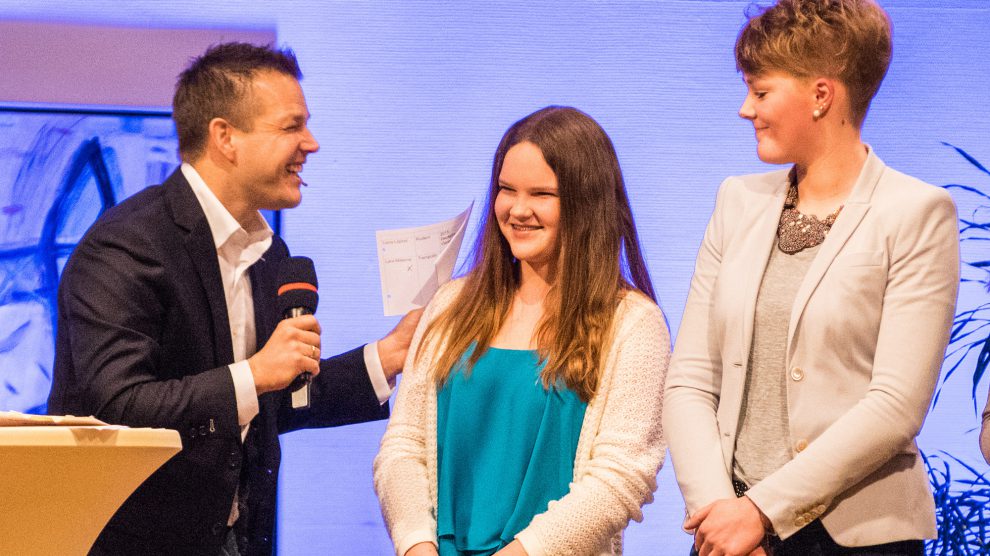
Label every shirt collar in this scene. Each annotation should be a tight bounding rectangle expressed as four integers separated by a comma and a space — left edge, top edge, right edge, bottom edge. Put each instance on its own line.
181, 163, 273, 252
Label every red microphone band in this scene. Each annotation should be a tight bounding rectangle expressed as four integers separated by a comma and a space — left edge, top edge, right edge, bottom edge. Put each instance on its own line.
277, 282, 319, 296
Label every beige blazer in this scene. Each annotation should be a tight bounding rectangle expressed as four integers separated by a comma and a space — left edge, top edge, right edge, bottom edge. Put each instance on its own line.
663, 148, 959, 545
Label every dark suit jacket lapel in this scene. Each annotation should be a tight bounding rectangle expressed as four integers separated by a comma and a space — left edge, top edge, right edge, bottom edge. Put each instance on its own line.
250, 249, 278, 351
163, 168, 234, 367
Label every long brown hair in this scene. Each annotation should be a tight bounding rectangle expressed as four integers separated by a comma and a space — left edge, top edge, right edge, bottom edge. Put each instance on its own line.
420, 106, 655, 402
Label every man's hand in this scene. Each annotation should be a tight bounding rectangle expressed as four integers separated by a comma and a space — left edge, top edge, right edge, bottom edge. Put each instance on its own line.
404, 542, 438, 556
248, 315, 321, 395
493, 540, 528, 555
378, 308, 424, 383
685, 496, 768, 556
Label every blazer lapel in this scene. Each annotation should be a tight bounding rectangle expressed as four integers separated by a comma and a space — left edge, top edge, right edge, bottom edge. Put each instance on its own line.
250, 251, 278, 350
739, 172, 789, 365
786, 148, 886, 347
164, 169, 234, 366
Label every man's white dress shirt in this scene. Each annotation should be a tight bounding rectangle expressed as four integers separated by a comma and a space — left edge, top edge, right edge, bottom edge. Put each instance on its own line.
181, 163, 393, 525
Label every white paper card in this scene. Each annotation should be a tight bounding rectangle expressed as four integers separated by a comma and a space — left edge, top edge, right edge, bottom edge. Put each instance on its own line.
376, 203, 473, 316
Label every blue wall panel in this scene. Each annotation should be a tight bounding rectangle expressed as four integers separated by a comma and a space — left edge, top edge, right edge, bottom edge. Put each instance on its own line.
0, 1, 987, 553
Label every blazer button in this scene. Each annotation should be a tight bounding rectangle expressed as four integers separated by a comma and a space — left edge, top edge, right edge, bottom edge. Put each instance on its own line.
199, 425, 207, 436
794, 439, 808, 452
189, 428, 197, 438
211, 521, 224, 536
790, 367, 805, 381
815, 504, 827, 514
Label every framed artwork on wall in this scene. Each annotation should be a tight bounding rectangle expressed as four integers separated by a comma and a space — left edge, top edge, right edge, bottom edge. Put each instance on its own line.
0, 104, 278, 414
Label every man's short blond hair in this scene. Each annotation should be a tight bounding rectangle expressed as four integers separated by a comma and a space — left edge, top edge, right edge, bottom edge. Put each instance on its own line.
735, 0, 892, 127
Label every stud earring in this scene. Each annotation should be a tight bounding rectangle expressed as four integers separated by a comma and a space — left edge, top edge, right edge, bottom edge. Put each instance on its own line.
813, 105, 826, 119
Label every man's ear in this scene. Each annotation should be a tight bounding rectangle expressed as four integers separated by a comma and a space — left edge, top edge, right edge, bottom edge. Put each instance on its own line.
207, 117, 237, 163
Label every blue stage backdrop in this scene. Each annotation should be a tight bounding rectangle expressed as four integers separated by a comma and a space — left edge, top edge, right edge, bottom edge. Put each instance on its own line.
0, 1, 987, 554
0, 108, 179, 414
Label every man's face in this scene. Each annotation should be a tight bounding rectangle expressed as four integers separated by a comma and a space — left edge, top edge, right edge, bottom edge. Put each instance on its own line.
231, 70, 319, 211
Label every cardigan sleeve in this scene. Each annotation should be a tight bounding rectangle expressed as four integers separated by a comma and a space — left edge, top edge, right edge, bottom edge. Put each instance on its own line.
514, 298, 670, 556
373, 282, 459, 556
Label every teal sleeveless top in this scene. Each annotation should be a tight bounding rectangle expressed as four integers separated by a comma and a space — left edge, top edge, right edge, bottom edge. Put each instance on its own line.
436, 347, 588, 555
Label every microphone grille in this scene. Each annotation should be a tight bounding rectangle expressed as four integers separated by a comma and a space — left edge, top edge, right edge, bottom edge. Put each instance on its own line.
276, 256, 319, 314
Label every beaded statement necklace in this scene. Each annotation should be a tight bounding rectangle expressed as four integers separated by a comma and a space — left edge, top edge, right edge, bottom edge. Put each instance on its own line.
777, 181, 843, 254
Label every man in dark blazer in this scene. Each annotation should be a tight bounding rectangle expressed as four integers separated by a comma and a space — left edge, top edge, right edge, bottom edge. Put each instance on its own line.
47, 43, 418, 555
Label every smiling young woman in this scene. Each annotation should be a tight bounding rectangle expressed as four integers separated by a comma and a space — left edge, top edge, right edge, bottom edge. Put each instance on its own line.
374, 106, 669, 556
663, 2, 960, 555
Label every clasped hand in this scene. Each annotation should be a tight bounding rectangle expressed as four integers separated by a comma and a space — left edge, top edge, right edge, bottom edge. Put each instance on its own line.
685, 496, 768, 556
248, 315, 322, 395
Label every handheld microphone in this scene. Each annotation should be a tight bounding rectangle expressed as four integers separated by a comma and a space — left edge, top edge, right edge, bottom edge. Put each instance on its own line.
276, 256, 319, 409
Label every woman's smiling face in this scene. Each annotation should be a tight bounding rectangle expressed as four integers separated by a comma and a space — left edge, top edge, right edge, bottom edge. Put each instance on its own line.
494, 141, 561, 275
739, 71, 820, 165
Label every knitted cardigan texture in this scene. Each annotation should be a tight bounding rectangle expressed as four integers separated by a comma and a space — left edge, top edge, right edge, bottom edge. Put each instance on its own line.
374, 279, 670, 556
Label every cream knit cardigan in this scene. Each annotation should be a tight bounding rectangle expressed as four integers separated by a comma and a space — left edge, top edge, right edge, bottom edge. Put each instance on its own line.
373, 279, 670, 556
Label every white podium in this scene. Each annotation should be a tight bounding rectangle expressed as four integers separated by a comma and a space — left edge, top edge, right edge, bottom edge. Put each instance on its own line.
0, 425, 181, 556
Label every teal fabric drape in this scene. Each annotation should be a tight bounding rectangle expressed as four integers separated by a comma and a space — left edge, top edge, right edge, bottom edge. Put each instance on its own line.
436, 347, 587, 555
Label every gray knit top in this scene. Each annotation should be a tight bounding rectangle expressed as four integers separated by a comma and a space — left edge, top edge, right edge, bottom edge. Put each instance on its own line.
733, 243, 820, 487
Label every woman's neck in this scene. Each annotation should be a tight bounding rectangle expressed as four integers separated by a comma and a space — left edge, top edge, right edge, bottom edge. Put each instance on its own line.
793, 139, 868, 219
490, 261, 554, 350
517, 260, 553, 303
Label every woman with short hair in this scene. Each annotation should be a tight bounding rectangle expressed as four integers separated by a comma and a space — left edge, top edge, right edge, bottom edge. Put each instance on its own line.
663, 1, 960, 554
